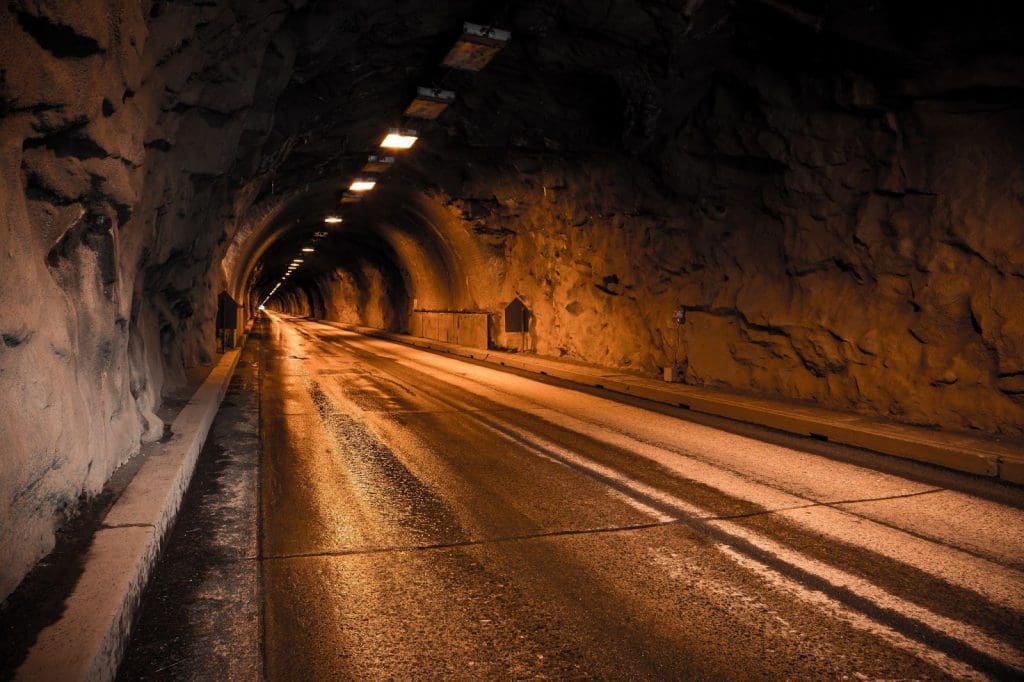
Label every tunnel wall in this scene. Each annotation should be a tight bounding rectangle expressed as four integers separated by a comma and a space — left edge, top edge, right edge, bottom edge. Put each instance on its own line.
405, 80, 1024, 436
0, 0, 296, 601
318, 263, 408, 332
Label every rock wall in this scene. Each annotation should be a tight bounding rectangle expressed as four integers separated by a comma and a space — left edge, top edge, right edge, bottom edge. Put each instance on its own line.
410, 74, 1024, 435
0, 0, 295, 601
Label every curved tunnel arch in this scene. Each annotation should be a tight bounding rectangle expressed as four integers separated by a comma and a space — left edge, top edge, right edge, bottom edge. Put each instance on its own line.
223, 183, 495, 333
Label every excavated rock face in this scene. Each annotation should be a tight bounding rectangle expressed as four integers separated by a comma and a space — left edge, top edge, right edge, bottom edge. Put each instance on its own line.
1, 0, 1023, 598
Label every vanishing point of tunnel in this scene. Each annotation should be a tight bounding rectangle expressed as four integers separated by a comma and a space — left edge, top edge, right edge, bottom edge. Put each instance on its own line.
2, 1, 1024, 680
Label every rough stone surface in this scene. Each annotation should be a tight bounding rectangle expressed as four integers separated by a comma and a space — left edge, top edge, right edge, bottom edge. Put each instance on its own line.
2, 0, 1024, 601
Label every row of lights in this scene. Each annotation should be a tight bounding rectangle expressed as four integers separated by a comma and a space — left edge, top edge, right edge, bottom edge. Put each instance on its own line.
262, 23, 510, 310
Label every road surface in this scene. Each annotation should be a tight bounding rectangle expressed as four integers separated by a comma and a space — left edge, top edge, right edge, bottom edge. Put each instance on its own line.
122, 312, 1024, 680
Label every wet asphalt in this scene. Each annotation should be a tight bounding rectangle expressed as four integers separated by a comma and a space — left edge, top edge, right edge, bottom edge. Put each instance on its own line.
120, 314, 1024, 680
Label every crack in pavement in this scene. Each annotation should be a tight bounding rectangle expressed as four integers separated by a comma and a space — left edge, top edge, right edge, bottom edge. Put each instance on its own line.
244, 489, 948, 563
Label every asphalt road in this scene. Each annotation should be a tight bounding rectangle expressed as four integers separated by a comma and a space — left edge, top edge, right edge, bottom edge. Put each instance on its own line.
124, 313, 1024, 680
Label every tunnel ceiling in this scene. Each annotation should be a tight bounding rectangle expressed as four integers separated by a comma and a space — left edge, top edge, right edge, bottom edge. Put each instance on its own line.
231, 0, 1024, 304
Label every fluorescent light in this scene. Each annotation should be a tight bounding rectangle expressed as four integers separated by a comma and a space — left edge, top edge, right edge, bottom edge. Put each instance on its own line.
324, 216, 343, 224
302, 247, 314, 253
380, 129, 418, 149
349, 178, 377, 192
292, 259, 304, 263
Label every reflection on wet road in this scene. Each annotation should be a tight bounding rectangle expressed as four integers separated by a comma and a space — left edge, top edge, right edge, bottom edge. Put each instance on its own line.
259, 313, 1024, 680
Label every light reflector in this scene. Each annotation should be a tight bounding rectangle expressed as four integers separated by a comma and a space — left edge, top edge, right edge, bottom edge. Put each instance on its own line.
380, 128, 418, 150
441, 23, 510, 71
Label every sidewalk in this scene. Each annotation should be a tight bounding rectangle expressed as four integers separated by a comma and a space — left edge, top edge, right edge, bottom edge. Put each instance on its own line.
330, 323, 1024, 486
12, 345, 244, 682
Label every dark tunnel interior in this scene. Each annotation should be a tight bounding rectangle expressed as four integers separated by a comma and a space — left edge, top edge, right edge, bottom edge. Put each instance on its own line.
2, 0, 1024, 639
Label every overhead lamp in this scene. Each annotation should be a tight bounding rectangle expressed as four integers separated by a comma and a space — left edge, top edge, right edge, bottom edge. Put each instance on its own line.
363, 155, 395, 173
301, 247, 315, 253
404, 87, 455, 119
324, 216, 343, 224
442, 23, 510, 71
349, 178, 377, 192
380, 128, 418, 150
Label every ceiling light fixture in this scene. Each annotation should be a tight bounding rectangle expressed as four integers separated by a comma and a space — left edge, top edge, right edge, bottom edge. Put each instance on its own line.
380, 129, 418, 150
302, 247, 314, 253
349, 179, 377, 192
324, 216, 343, 224
404, 87, 455, 119
363, 155, 395, 173
442, 23, 511, 71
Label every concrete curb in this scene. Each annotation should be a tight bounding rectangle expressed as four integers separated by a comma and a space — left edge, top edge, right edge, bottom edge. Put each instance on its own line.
331, 323, 1024, 486
16, 348, 244, 682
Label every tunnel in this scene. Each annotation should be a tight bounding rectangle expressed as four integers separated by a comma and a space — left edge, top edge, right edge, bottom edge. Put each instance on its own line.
2, 1, 1024, 679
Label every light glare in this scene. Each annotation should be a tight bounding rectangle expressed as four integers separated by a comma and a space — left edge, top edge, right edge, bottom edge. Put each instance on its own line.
349, 179, 377, 192
380, 130, 418, 149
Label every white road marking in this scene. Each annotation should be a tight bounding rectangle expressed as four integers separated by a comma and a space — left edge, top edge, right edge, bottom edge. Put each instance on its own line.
288, 320, 1024, 676
716, 545, 988, 681
435, 395, 1022, 677
331, 330, 1024, 613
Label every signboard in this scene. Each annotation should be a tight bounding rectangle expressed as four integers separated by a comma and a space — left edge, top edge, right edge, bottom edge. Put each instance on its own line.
504, 297, 530, 333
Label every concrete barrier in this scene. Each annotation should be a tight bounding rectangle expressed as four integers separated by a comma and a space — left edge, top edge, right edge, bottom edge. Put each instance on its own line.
410, 311, 489, 349
17, 348, 243, 682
